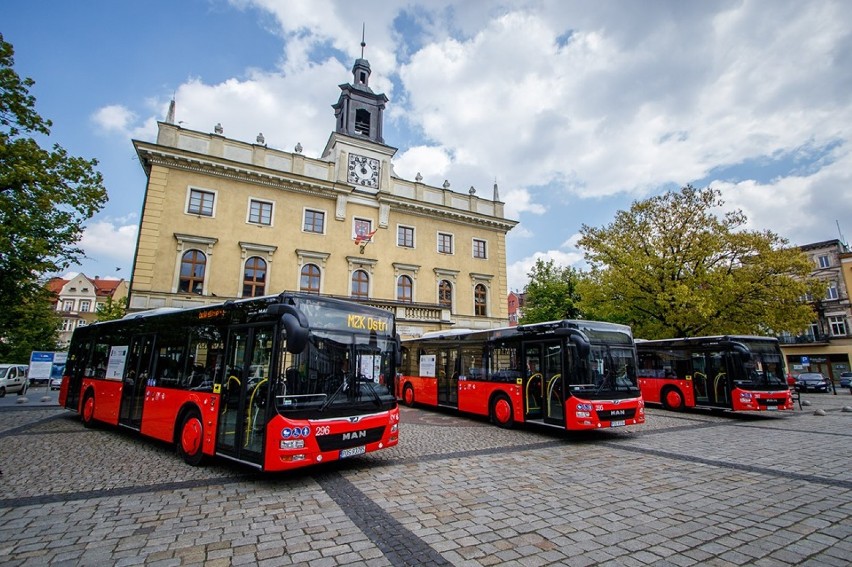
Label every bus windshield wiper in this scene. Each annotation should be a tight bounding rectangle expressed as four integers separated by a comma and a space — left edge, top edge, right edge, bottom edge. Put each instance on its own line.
320, 379, 347, 411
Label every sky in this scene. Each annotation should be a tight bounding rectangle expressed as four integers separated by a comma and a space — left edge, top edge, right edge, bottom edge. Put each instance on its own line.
4, 0, 851, 293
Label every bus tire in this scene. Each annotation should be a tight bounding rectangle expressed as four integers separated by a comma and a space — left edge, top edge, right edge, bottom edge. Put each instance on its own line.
402, 384, 415, 407
81, 392, 96, 428
177, 410, 205, 466
661, 387, 684, 411
490, 394, 514, 429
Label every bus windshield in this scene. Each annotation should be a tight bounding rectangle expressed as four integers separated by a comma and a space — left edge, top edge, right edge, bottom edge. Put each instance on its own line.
570, 345, 639, 395
275, 328, 396, 419
734, 343, 788, 390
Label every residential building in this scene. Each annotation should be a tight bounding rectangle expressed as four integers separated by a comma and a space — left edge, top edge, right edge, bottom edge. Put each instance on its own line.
46, 274, 128, 348
508, 290, 525, 326
779, 239, 851, 384
128, 53, 517, 337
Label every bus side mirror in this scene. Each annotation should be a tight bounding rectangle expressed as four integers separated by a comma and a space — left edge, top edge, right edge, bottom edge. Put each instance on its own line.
395, 334, 402, 366
268, 303, 310, 354
282, 313, 309, 354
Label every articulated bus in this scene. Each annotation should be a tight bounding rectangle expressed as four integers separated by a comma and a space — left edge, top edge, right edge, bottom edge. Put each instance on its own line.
397, 320, 645, 430
636, 335, 793, 412
59, 293, 400, 471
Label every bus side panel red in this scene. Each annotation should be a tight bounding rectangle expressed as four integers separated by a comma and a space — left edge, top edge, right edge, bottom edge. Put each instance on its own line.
399, 375, 438, 406
80, 378, 122, 426
457, 380, 522, 421
638, 375, 696, 408
139, 388, 220, 446
262, 408, 400, 472
731, 387, 794, 411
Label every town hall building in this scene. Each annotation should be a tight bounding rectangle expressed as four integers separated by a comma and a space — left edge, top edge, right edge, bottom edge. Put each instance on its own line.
128, 53, 517, 337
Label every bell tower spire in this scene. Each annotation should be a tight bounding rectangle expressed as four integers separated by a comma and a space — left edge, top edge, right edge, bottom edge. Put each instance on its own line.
331, 25, 388, 144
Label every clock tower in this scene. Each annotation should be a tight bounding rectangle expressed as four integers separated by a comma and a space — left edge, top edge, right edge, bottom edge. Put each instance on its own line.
322, 37, 396, 193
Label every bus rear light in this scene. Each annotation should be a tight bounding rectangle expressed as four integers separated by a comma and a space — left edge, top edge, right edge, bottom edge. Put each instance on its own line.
280, 439, 305, 450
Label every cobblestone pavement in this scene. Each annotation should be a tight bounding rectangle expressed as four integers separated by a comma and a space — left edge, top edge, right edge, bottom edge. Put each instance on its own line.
1, 392, 850, 566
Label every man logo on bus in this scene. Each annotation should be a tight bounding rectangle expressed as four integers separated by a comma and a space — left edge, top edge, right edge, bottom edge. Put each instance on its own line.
342, 430, 367, 441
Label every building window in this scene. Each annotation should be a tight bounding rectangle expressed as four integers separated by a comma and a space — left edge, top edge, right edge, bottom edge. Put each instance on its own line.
438, 280, 453, 309
187, 188, 215, 217
303, 209, 325, 234
178, 250, 206, 294
474, 284, 487, 316
828, 316, 847, 337
355, 109, 371, 136
351, 270, 369, 299
79, 300, 91, 312
826, 284, 839, 300
62, 299, 74, 312
438, 232, 453, 254
397, 275, 413, 303
808, 322, 820, 339
473, 239, 487, 259
398, 226, 415, 248
300, 264, 321, 294
817, 255, 830, 268
248, 199, 273, 226
243, 257, 267, 297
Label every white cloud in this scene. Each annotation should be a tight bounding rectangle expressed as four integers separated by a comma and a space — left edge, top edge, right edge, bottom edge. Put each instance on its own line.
79, 218, 138, 271
506, 248, 585, 293
91, 105, 137, 134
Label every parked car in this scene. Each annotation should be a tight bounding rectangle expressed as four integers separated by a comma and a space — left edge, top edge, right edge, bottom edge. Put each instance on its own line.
0, 364, 29, 397
50, 376, 63, 390
794, 372, 830, 393
839, 371, 852, 389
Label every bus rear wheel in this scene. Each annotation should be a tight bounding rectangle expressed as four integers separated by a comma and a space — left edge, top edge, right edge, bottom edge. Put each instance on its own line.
490, 394, 514, 429
402, 384, 415, 407
661, 387, 684, 411
177, 410, 205, 466
81, 392, 96, 428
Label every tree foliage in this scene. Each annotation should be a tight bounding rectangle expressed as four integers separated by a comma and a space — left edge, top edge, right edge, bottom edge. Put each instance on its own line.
577, 185, 822, 339
519, 258, 583, 324
0, 34, 108, 359
96, 296, 127, 322
1, 287, 60, 362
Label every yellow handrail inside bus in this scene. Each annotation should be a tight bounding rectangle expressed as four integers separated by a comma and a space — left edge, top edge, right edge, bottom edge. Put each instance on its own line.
525, 373, 543, 412
245, 377, 268, 448
546, 374, 562, 417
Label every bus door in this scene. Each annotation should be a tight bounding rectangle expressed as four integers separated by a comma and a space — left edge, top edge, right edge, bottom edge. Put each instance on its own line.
523, 344, 544, 420
692, 350, 729, 408
216, 324, 275, 464
119, 334, 156, 429
437, 347, 459, 407
524, 341, 564, 424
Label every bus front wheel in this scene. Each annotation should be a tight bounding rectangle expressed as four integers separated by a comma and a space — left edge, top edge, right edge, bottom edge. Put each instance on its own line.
177, 410, 205, 466
81, 392, 96, 428
661, 387, 685, 411
490, 394, 514, 429
402, 384, 415, 407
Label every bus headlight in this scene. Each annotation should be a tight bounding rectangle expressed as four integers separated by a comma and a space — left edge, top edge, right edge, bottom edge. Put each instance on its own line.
391, 423, 399, 433
280, 439, 305, 450
575, 411, 590, 418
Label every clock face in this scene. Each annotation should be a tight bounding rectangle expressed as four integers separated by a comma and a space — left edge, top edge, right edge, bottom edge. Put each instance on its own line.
348, 154, 380, 189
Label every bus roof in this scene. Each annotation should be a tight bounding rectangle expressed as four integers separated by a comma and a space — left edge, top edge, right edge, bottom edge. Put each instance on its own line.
635, 335, 780, 348
406, 319, 633, 343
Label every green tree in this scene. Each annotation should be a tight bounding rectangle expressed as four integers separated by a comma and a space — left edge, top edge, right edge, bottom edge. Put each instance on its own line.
1, 288, 60, 362
577, 185, 822, 339
96, 296, 127, 322
0, 34, 107, 360
519, 258, 583, 324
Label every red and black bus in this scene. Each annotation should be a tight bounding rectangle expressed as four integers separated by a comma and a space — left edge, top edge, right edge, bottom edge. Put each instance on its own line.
59, 292, 400, 471
636, 335, 793, 412
397, 320, 645, 430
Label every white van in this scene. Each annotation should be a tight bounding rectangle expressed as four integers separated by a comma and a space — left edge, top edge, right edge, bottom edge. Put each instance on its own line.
0, 364, 29, 397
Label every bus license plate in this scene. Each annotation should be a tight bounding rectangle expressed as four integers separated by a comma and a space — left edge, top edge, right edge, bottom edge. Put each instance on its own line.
766, 406, 777, 411
340, 445, 366, 459
610, 420, 625, 427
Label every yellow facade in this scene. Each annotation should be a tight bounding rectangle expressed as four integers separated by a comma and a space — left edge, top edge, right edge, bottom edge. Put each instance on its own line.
129, 123, 517, 337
